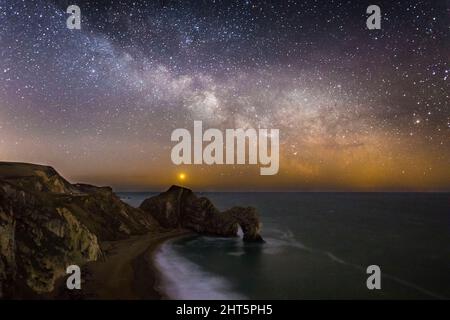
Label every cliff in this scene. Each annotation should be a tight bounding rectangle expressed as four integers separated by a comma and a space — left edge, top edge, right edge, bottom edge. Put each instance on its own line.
0, 162, 160, 298
0, 163, 264, 299
139, 185, 264, 243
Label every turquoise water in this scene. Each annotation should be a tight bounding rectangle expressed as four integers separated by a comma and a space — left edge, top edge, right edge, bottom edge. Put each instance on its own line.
119, 192, 450, 299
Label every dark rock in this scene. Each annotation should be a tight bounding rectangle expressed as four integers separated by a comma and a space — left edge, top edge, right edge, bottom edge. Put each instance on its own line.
0, 162, 80, 194
0, 162, 263, 298
0, 180, 101, 297
0, 162, 161, 298
140, 185, 264, 243
224, 207, 265, 243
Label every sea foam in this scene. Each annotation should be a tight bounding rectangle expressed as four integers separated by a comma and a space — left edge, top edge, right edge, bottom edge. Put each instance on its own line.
155, 240, 246, 300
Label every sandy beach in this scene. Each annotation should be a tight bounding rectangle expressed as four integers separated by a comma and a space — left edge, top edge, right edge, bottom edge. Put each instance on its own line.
54, 229, 192, 300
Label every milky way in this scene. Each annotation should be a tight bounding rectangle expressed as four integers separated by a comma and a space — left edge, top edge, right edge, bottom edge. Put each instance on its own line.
0, 0, 448, 190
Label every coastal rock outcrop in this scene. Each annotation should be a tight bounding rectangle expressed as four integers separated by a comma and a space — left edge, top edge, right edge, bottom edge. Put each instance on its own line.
140, 185, 264, 243
0, 162, 160, 298
0, 180, 101, 297
0, 162, 263, 299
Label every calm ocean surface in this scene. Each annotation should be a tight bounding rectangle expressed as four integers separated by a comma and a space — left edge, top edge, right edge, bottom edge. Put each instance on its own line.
118, 192, 450, 299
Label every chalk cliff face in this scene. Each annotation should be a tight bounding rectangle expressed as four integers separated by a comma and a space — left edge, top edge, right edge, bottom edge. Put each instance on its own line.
0, 162, 160, 298
0, 182, 101, 296
139, 185, 264, 243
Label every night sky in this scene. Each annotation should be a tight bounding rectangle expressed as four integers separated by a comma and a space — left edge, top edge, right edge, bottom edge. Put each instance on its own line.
0, 0, 448, 191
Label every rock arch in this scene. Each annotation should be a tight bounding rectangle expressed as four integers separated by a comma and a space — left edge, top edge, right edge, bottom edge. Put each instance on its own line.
140, 185, 264, 243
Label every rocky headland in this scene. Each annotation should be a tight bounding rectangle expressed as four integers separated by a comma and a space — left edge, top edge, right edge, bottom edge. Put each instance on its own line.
0, 162, 263, 299
140, 185, 264, 243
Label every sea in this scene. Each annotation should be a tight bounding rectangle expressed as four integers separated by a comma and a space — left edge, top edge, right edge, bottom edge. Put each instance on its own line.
118, 192, 450, 300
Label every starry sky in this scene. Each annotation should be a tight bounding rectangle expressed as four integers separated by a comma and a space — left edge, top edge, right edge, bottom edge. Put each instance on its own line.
0, 0, 449, 191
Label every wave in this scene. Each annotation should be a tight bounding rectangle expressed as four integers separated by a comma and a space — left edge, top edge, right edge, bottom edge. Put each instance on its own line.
252, 227, 448, 299
155, 240, 247, 300
155, 227, 447, 300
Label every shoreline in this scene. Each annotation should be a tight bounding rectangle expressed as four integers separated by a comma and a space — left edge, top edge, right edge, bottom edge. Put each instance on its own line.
52, 229, 194, 300
149, 232, 197, 299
